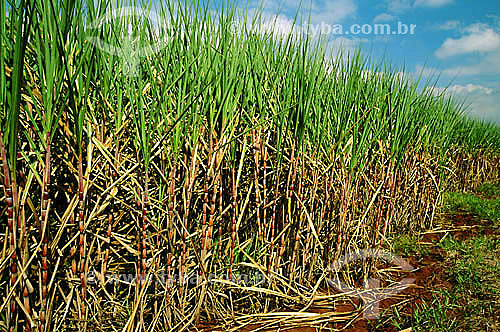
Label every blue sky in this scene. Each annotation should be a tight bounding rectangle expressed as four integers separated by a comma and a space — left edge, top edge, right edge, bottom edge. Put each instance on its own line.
222, 0, 500, 123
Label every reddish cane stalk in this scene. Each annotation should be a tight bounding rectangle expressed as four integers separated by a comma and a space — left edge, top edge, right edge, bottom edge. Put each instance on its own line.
141, 171, 149, 287
217, 169, 223, 260
325, 167, 334, 261
17, 150, 32, 332
336, 172, 350, 259
1, 135, 17, 332
71, 211, 77, 276
277, 146, 295, 273
251, 129, 262, 243
380, 162, 396, 247
103, 146, 119, 282
201, 133, 213, 263
373, 164, 386, 246
181, 145, 198, 303
304, 169, 319, 273
201, 177, 208, 253
40, 142, 51, 332
77, 151, 86, 325
291, 152, 305, 278
229, 169, 237, 280
207, 158, 218, 254
167, 157, 177, 292
268, 171, 279, 275
201, 176, 209, 267
20, 194, 32, 332
135, 184, 142, 285
262, 136, 268, 242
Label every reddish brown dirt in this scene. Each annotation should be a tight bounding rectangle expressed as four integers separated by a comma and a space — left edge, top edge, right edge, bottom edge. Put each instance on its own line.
195, 213, 497, 332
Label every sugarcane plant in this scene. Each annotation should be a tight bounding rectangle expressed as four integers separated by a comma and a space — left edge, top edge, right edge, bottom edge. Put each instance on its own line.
2, 0, 500, 331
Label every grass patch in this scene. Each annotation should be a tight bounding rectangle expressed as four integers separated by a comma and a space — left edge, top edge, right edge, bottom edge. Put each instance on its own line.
391, 234, 430, 257
381, 186, 500, 331
440, 236, 499, 296
442, 191, 500, 223
410, 290, 460, 332
385, 234, 500, 331
477, 182, 500, 199
377, 289, 460, 332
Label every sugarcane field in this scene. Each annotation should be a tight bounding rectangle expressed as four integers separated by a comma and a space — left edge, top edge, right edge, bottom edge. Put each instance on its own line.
1, 0, 500, 331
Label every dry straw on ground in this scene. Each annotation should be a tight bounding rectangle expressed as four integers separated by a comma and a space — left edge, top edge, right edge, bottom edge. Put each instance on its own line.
1, 1, 500, 331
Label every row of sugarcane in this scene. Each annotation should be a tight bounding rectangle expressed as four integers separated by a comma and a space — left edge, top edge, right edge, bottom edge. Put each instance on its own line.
3, 118, 498, 331
2, 0, 500, 331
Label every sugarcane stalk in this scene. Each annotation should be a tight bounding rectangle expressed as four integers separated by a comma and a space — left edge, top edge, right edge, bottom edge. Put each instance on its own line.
16, 148, 32, 332
201, 132, 213, 264
262, 135, 268, 243
207, 158, 218, 254
1, 134, 17, 332
103, 143, 119, 283
141, 170, 149, 287
166, 152, 177, 306
304, 168, 319, 277
291, 151, 305, 279
77, 150, 87, 329
180, 143, 198, 308
373, 163, 386, 246
276, 145, 296, 271
20, 191, 32, 332
380, 160, 395, 247
38, 140, 51, 332
229, 168, 236, 280
201, 174, 209, 263
251, 129, 262, 243
268, 171, 279, 275
217, 167, 223, 260
278, 146, 296, 273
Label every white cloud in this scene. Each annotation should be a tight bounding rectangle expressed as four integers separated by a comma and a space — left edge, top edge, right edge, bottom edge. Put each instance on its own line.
414, 0, 454, 8
373, 13, 397, 23
251, 0, 356, 25
442, 66, 482, 76
462, 92, 500, 123
326, 36, 366, 57
259, 14, 300, 37
309, 0, 357, 25
418, 47, 500, 78
414, 64, 441, 78
426, 84, 500, 122
387, 0, 453, 14
240, 10, 362, 60
418, 65, 482, 77
446, 84, 493, 95
464, 23, 492, 34
388, 0, 412, 14
435, 25, 500, 58
436, 20, 460, 30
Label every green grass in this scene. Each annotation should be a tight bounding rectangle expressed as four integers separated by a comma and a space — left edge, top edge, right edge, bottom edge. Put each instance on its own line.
443, 235, 500, 331
383, 234, 500, 331
440, 236, 499, 295
442, 191, 500, 223
391, 234, 430, 257
382, 187, 500, 331
477, 182, 500, 199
